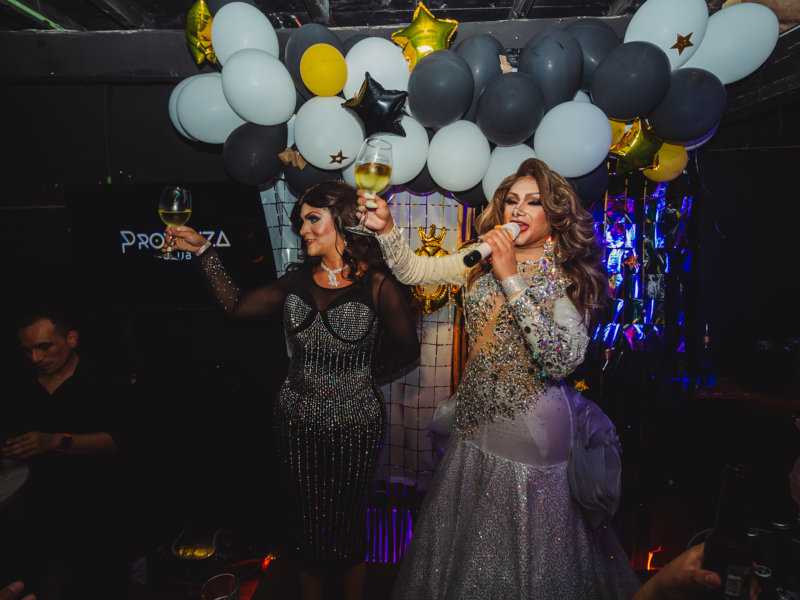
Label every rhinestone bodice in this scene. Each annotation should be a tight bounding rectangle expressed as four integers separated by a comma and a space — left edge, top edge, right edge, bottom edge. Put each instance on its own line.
455, 259, 570, 435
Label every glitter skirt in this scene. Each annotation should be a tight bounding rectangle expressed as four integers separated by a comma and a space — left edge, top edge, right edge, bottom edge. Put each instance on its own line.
277, 383, 384, 565
392, 436, 640, 599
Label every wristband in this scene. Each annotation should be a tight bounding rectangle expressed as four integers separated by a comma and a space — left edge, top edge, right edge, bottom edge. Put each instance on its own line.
55, 433, 73, 453
500, 274, 527, 298
195, 241, 212, 256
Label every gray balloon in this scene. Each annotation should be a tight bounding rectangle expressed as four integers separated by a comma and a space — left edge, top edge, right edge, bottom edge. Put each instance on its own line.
476, 73, 545, 146
519, 29, 583, 111
284, 24, 344, 99
408, 51, 474, 130
223, 122, 288, 186
649, 68, 727, 143
565, 19, 620, 90
455, 34, 503, 121
591, 41, 670, 121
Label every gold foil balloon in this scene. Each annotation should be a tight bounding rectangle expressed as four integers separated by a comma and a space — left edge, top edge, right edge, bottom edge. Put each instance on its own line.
643, 143, 689, 182
186, 0, 216, 65
610, 118, 662, 172
609, 119, 630, 148
300, 43, 347, 97
411, 225, 460, 314
391, 2, 459, 70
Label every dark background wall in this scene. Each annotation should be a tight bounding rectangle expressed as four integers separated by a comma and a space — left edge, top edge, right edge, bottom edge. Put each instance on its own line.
697, 100, 800, 390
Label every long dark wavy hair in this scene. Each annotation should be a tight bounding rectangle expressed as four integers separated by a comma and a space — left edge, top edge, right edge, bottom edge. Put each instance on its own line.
470, 158, 609, 319
289, 181, 387, 281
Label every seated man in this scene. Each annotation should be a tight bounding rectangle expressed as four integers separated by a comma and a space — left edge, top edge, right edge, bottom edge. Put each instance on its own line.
2, 305, 126, 600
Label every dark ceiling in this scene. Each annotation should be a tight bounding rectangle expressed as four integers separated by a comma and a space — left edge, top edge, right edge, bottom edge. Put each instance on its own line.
0, 0, 663, 31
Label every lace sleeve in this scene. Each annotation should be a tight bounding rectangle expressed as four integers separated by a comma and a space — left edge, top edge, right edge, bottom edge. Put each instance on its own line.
508, 288, 589, 381
195, 249, 288, 318
372, 271, 420, 383
375, 225, 470, 286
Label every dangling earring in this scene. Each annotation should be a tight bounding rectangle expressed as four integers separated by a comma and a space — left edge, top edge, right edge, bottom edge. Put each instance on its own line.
543, 236, 555, 264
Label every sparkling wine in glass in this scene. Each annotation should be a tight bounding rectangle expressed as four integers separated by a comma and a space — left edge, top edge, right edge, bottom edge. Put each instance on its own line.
157, 185, 192, 259
348, 138, 392, 236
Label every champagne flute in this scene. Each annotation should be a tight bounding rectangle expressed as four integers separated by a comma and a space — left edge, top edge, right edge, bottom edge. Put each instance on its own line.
347, 138, 392, 236
157, 185, 192, 260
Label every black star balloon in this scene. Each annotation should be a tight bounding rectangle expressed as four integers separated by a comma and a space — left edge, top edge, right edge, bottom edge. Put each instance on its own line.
342, 72, 407, 137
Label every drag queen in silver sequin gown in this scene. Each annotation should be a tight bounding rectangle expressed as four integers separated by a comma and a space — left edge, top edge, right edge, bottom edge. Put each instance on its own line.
169, 182, 419, 598
359, 159, 640, 599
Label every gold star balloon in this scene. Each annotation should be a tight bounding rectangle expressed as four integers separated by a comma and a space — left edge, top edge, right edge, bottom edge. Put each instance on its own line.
391, 2, 459, 70
186, 0, 216, 65
610, 118, 663, 173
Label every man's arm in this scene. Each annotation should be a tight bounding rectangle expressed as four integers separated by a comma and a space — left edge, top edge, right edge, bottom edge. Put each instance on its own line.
0, 580, 35, 600
2, 432, 117, 459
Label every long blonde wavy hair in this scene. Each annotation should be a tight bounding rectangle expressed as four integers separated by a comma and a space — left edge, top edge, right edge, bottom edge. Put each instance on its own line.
469, 158, 608, 319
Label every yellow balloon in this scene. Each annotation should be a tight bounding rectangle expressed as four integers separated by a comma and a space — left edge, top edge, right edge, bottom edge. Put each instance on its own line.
300, 43, 347, 97
643, 143, 689, 182
186, 0, 216, 65
391, 1, 459, 70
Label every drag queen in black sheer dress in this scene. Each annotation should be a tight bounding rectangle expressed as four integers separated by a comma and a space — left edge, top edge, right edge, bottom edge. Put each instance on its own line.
167, 181, 419, 600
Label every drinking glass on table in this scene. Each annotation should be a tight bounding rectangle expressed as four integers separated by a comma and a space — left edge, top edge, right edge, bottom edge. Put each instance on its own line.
347, 138, 392, 236
200, 573, 239, 600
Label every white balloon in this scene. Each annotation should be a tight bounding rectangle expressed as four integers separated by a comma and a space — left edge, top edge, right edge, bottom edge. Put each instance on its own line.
682, 3, 779, 84
168, 77, 196, 140
286, 115, 296, 149
624, 0, 708, 69
343, 161, 357, 187
428, 121, 491, 192
373, 116, 429, 185
482, 145, 537, 201
222, 49, 295, 125
212, 2, 279, 65
533, 101, 611, 178
176, 73, 245, 144
344, 38, 410, 99
573, 90, 592, 103
295, 97, 365, 170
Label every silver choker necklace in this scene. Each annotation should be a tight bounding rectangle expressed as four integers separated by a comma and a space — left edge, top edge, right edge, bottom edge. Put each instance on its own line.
320, 261, 344, 287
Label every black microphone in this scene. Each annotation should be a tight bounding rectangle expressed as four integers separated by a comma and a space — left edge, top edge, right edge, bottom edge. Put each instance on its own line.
462, 222, 521, 267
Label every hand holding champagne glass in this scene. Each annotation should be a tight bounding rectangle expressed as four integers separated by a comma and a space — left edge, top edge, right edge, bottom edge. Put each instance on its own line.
157, 186, 192, 259
347, 138, 392, 236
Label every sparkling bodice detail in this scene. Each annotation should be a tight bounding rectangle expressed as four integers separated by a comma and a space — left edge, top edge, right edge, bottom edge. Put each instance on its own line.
375, 225, 589, 436
283, 291, 379, 400
456, 259, 571, 435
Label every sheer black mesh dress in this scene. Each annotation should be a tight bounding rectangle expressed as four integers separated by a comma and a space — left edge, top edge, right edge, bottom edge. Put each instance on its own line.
197, 250, 419, 565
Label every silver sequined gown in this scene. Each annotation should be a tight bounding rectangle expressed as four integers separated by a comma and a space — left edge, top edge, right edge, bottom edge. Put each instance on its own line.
197, 251, 419, 564
376, 227, 640, 600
